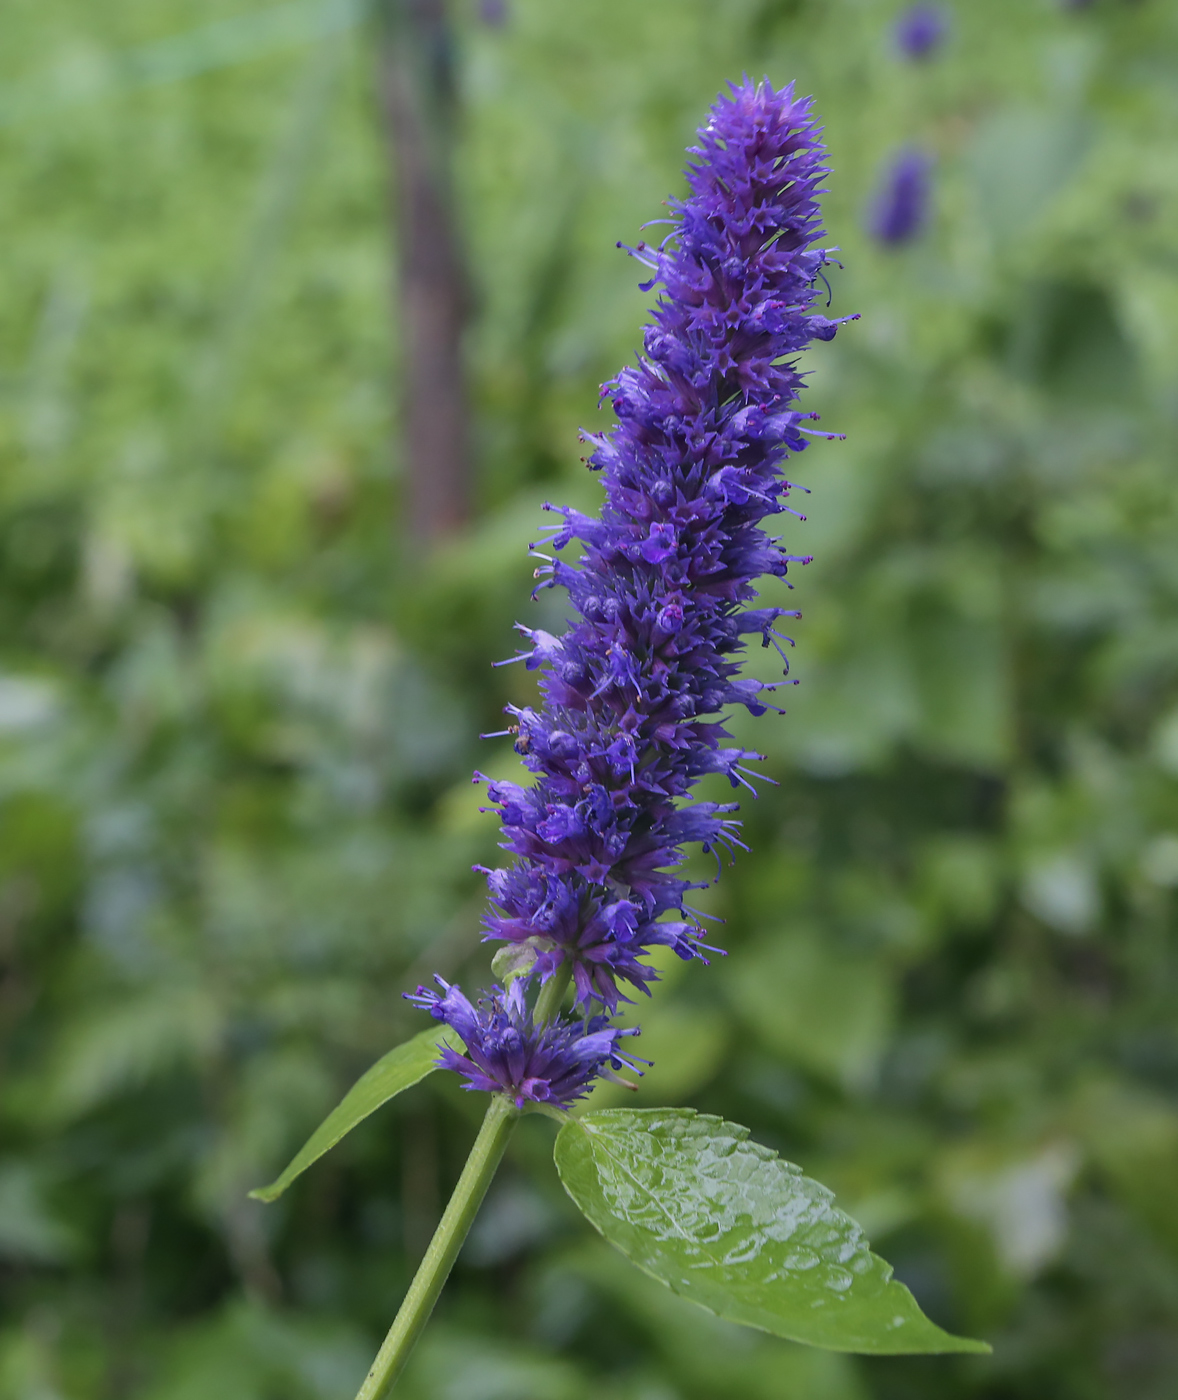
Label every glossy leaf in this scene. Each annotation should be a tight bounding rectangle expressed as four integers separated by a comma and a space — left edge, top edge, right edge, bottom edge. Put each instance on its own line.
250, 1026, 457, 1202
554, 1108, 989, 1355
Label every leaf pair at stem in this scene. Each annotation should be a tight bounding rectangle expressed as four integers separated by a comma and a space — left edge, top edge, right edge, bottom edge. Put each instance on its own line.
251, 1026, 988, 1397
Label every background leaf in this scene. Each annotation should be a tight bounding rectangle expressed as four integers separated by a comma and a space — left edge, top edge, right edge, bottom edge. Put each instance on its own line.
554, 1108, 989, 1355
563, 1239, 869, 1400
727, 928, 894, 1093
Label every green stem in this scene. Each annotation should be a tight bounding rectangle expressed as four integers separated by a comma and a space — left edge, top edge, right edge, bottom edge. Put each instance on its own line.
353, 1094, 518, 1400
533, 959, 572, 1025
352, 961, 574, 1399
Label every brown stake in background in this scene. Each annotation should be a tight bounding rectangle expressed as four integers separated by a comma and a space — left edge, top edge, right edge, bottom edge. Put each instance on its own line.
377, 0, 472, 545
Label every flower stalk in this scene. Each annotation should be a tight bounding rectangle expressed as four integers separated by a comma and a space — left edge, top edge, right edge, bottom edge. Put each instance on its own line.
353, 1093, 519, 1400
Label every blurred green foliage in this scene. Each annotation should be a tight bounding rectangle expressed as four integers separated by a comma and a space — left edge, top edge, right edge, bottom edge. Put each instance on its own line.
1, 1, 1177, 1397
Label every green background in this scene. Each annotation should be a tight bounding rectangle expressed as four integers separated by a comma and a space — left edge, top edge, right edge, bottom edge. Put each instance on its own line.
2, 1, 1177, 1397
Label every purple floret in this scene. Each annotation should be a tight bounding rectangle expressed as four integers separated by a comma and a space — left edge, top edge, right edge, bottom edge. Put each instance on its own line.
869, 148, 932, 246
894, 5, 948, 60
473, 79, 851, 1011
406, 977, 644, 1110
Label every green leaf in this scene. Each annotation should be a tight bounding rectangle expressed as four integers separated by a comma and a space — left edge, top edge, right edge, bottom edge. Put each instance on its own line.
491, 938, 542, 985
249, 1026, 457, 1203
554, 1108, 990, 1356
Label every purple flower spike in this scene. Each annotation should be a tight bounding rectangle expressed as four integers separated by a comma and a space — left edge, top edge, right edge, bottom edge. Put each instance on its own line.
471, 78, 850, 1012
409, 79, 847, 1099
894, 5, 948, 60
406, 977, 644, 1110
869, 148, 932, 246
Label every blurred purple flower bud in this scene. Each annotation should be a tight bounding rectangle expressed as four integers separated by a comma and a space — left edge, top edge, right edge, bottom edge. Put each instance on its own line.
869, 148, 932, 245
894, 4, 949, 60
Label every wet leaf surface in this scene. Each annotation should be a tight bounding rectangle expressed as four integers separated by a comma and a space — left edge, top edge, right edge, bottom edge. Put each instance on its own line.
555, 1108, 989, 1355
